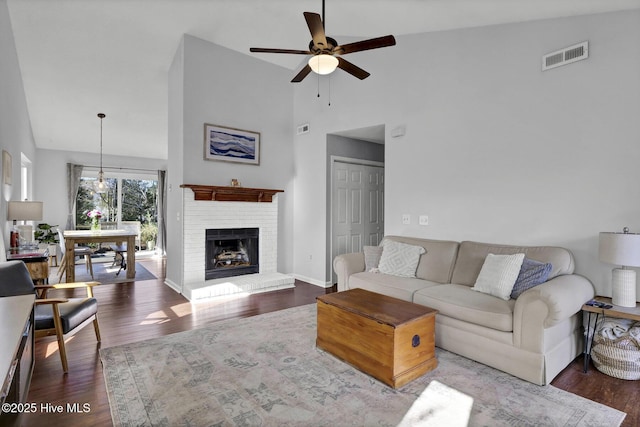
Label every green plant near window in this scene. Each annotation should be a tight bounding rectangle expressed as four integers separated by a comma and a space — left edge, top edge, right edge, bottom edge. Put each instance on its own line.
140, 222, 158, 247
34, 223, 59, 244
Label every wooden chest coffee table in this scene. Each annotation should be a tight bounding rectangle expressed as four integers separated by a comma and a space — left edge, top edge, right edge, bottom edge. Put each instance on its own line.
316, 288, 438, 388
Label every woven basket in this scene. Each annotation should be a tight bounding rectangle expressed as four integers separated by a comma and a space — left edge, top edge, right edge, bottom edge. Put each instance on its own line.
591, 333, 640, 380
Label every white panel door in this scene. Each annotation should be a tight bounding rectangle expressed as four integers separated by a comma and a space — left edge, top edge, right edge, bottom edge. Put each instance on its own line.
331, 161, 384, 282
366, 167, 384, 246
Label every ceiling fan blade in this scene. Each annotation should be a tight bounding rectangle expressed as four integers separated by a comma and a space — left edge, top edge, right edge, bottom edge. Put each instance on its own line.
335, 35, 396, 55
337, 57, 370, 80
291, 64, 312, 83
250, 47, 312, 55
304, 12, 328, 49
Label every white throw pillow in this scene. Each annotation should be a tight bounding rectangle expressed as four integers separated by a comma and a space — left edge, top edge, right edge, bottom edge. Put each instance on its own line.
378, 240, 426, 278
363, 245, 384, 272
471, 253, 525, 300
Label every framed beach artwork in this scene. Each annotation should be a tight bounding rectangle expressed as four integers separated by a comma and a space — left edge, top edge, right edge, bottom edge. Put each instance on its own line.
204, 124, 260, 165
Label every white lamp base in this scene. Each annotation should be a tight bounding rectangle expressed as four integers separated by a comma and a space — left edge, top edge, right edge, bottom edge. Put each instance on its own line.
16, 225, 33, 243
612, 268, 637, 307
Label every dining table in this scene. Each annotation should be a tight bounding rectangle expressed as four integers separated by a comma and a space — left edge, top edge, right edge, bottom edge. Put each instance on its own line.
63, 229, 137, 282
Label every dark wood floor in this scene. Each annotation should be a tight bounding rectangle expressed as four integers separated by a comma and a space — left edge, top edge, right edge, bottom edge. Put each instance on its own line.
12, 258, 638, 426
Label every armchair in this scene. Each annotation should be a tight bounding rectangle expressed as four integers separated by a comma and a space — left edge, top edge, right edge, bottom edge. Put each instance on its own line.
0, 261, 101, 373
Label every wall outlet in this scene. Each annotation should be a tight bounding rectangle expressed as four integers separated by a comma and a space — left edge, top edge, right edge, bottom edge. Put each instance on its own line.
419, 215, 429, 226
402, 214, 411, 225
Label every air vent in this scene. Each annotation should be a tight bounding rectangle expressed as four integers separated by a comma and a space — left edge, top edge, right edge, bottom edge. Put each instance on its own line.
297, 123, 310, 135
542, 41, 588, 71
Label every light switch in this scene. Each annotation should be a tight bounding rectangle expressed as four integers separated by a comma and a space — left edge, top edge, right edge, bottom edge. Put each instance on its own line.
419, 215, 429, 226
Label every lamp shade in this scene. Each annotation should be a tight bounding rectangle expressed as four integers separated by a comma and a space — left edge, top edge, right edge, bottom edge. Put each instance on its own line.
308, 54, 339, 75
599, 231, 640, 267
7, 201, 43, 221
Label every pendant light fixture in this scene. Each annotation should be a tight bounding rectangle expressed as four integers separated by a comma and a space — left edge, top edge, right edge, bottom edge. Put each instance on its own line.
94, 113, 108, 194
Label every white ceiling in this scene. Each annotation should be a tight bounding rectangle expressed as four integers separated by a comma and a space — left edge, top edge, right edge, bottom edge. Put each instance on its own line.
7, 0, 640, 159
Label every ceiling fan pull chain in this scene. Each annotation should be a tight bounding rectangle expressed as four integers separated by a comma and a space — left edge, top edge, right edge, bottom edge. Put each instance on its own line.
317, 68, 320, 98
328, 75, 331, 106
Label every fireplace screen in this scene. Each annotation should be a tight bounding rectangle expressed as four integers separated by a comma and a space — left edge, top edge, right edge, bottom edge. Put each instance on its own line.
205, 228, 259, 280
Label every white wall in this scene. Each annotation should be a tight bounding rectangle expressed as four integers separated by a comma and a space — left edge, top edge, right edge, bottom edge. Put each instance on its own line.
0, 0, 37, 246
166, 37, 185, 289
166, 35, 295, 287
293, 10, 640, 296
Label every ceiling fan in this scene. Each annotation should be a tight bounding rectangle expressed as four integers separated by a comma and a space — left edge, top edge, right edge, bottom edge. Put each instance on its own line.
249, 1, 396, 83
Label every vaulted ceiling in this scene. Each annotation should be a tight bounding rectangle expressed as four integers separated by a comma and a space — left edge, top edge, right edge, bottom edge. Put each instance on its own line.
7, 0, 640, 159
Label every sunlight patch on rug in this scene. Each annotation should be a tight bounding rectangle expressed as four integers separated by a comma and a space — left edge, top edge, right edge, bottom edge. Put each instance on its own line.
398, 380, 473, 427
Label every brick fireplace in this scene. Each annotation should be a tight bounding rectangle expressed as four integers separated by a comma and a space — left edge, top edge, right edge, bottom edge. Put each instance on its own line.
180, 185, 294, 301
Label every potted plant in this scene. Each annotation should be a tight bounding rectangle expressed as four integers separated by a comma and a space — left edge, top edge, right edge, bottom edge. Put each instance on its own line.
34, 223, 59, 256
34, 223, 58, 245
140, 222, 158, 251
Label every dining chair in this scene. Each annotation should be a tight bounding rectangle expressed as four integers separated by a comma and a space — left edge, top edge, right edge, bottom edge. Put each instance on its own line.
110, 243, 128, 276
0, 260, 101, 373
57, 230, 94, 282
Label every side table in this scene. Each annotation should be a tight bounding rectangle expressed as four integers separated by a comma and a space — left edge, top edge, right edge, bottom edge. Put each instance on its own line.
6, 248, 50, 286
582, 296, 640, 373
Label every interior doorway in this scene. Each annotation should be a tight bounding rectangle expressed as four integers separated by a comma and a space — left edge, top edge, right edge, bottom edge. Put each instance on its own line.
328, 125, 385, 283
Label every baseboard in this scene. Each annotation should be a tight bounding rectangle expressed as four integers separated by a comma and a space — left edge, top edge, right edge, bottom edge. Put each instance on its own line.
291, 273, 333, 288
164, 279, 182, 294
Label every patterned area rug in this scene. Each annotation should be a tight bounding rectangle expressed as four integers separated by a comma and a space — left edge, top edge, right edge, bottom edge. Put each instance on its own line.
101, 304, 626, 426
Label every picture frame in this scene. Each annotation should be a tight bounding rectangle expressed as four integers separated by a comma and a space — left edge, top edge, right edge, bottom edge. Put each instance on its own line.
204, 124, 260, 165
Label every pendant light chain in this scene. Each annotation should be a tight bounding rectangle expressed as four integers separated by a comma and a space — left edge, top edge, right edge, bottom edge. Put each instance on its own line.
99, 114, 104, 174
94, 113, 107, 193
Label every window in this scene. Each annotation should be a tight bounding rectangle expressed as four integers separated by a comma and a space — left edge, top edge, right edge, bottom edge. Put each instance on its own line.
20, 153, 33, 201
76, 177, 118, 227
76, 170, 158, 249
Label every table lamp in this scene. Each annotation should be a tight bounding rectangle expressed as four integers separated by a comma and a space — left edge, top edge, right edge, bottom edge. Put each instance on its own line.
7, 200, 43, 248
599, 227, 640, 307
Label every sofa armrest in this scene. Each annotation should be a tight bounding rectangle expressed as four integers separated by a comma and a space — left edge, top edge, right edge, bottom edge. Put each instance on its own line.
333, 252, 365, 292
513, 274, 594, 352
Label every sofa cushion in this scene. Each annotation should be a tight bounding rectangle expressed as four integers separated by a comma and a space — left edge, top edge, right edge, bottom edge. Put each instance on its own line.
348, 272, 441, 302
471, 253, 525, 300
510, 258, 553, 299
378, 240, 425, 277
451, 241, 575, 286
414, 284, 516, 332
381, 236, 459, 283
363, 245, 383, 271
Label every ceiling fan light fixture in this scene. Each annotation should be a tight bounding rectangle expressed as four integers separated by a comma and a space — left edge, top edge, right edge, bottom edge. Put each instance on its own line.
308, 54, 338, 75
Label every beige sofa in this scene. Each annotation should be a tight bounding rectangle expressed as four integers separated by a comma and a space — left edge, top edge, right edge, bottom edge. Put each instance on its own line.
333, 236, 595, 385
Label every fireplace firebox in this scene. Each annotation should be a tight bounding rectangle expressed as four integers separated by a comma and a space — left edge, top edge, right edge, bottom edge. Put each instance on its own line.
205, 228, 259, 280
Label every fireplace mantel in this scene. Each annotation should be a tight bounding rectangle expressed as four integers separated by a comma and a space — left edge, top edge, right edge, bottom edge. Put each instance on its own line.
181, 184, 284, 202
